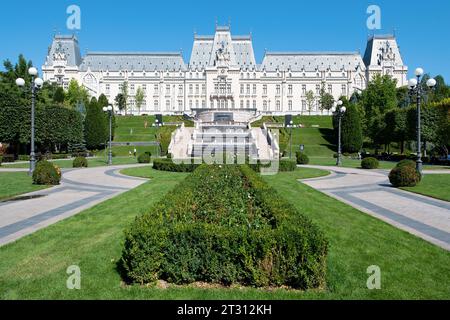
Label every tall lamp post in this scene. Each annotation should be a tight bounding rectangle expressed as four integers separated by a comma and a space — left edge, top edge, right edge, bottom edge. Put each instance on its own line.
408, 68, 436, 177
103, 105, 113, 165
287, 120, 294, 158
331, 100, 346, 166
16, 67, 44, 175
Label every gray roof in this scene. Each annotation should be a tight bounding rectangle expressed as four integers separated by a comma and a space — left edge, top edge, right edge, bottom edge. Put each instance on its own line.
189, 27, 256, 69
260, 52, 365, 72
363, 34, 403, 67
79, 52, 187, 72
44, 35, 82, 67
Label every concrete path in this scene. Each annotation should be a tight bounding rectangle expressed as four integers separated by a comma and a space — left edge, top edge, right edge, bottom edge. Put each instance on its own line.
300, 165, 450, 251
0, 164, 150, 246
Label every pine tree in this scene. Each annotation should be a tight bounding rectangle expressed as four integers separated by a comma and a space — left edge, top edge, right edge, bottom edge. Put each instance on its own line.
84, 97, 107, 150
341, 103, 363, 153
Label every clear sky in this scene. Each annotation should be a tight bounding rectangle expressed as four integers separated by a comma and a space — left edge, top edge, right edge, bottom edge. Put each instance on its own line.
1, 0, 449, 80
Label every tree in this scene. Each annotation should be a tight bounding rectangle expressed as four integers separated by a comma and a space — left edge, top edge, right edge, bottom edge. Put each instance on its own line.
340, 103, 363, 153
305, 90, 315, 115
360, 74, 398, 142
319, 82, 334, 113
119, 81, 129, 115
98, 93, 116, 138
135, 86, 145, 115
66, 79, 89, 109
53, 87, 65, 105
115, 93, 126, 114
84, 97, 107, 150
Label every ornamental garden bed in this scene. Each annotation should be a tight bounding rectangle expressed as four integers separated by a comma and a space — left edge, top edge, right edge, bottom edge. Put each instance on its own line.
121, 164, 328, 290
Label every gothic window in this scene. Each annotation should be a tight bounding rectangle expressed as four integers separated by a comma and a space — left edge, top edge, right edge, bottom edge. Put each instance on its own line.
189, 84, 193, 94
263, 100, 267, 111
276, 85, 281, 95
202, 84, 206, 94
154, 100, 159, 111
276, 100, 281, 111
263, 85, 267, 95
302, 100, 306, 110
83, 73, 96, 86
246, 100, 250, 108
195, 84, 199, 94
288, 84, 293, 95
166, 84, 170, 95
179, 84, 183, 95
302, 85, 306, 95
316, 84, 320, 94
240, 100, 244, 108
341, 84, 346, 95
288, 100, 293, 111
166, 100, 170, 110
253, 84, 257, 94
246, 84, 250, 95
253, 100, 256, 108
240, 84, 244, 94
328, 84, 332, 94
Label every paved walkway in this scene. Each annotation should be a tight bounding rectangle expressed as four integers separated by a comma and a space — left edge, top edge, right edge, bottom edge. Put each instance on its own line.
0, 165, 150, 246
300, 165, 450, 251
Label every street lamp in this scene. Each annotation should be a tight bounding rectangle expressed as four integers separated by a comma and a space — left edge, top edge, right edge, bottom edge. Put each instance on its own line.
331, 100, 346, 166
287, 120, 294, 159
408, 67, 436, 176
16, 67, 44, 175
103, 105, 113, 165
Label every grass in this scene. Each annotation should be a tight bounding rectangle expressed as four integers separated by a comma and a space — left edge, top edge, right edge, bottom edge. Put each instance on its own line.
1, 157, 141, 169
0, 172, 48, 201
402, 174, 450, 202
0, 166, 449, 299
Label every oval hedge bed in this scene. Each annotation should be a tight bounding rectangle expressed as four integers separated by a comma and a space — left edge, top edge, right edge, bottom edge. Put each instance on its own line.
121, 164, 328, 289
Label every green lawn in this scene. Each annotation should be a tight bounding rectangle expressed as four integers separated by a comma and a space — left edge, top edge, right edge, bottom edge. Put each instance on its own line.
1, 157, 141, 169
0, 172, 49, 201
402, 174, 450, 202
1, 166, 449, 299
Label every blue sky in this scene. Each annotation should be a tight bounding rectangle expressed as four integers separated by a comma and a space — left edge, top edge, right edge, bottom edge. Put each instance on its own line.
1, 0, 449, 80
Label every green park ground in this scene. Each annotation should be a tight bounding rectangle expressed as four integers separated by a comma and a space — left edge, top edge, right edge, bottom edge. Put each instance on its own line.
0, 115, 449, 299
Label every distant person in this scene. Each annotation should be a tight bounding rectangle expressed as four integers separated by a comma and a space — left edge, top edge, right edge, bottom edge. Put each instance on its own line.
133, 148, 137, 157
144, 120, 148, 129
129, 150, 132, 157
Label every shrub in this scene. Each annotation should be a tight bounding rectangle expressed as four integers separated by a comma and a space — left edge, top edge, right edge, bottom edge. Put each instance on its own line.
32, 160, 61, 185
396, 159, 416, 169
361, 157, 379, 169
389, 166, 421, 187
296, 152, 310, 165
1, 154, 15, 163
279, 159, 297, 172
121, 165, 328, 289
18, 155, 30, 161
73, 156, 88, 168
137, 153, 151, 164
153, 158, 199, 172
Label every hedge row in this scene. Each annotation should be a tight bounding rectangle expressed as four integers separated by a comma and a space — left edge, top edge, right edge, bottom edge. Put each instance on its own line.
121, 164, 328, 289
152, 158, 200, 172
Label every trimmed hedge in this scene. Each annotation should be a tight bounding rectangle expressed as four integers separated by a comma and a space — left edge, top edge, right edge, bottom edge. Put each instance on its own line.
32, 160, 61, 185
389, 165, 421, 187
279, 159, 297, 172
361, 157, 379, 169
396, 159, 416, 169
1, 154, 15, 163
137, 153, 151, 164
153, 158, 200, 172
121, 165, 328, 289
296, 152, 310, 165
73, 156, 88, 168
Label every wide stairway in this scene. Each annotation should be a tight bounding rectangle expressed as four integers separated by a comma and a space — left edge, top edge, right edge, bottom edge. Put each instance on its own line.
168, 110, 278, 161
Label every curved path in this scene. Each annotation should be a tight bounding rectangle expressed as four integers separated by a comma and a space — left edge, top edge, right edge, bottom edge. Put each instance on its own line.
300, 165, 450, 251
0, 165, 150, 246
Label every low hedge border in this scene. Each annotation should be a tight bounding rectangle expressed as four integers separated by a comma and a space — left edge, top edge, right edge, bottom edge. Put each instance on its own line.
121, 164, 328, 289
152, 158, 200, 172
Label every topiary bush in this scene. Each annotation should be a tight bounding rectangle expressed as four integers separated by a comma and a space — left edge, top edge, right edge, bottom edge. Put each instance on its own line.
32, 160, 61, 185
396, 159, 416, 169
279, 159, 297, 172
389, 165, 421, 187
137, 153, 151, 164
153, 158, 200, 172
121, 165, 328, 289
296, 152, 310, 165
72, 156, 88, 168
361, 157, 379, 169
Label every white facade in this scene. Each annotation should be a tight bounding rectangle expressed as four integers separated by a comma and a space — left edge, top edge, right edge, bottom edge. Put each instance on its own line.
42, 27, 408, 115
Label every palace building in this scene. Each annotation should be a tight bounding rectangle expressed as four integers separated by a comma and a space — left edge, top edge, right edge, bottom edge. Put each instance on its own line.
42, 25, 408, 115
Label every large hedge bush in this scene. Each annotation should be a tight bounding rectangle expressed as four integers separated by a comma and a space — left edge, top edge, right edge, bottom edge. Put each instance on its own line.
121, 165, 328, 289
32, 160, 61, 185
296, 152, 310, 165
361, 157, 379, 169
137, 153, 151, 164
389, 165, 421, 187
153, 158, 200, 172
396, 159, 416, 169
73, 156, 88, 168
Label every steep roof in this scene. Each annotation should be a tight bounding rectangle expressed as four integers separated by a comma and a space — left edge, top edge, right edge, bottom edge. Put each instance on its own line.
363, 34, 404, 67
79, 52, 187, 72
44, 35, 82, 67
260, 52, 365, 72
